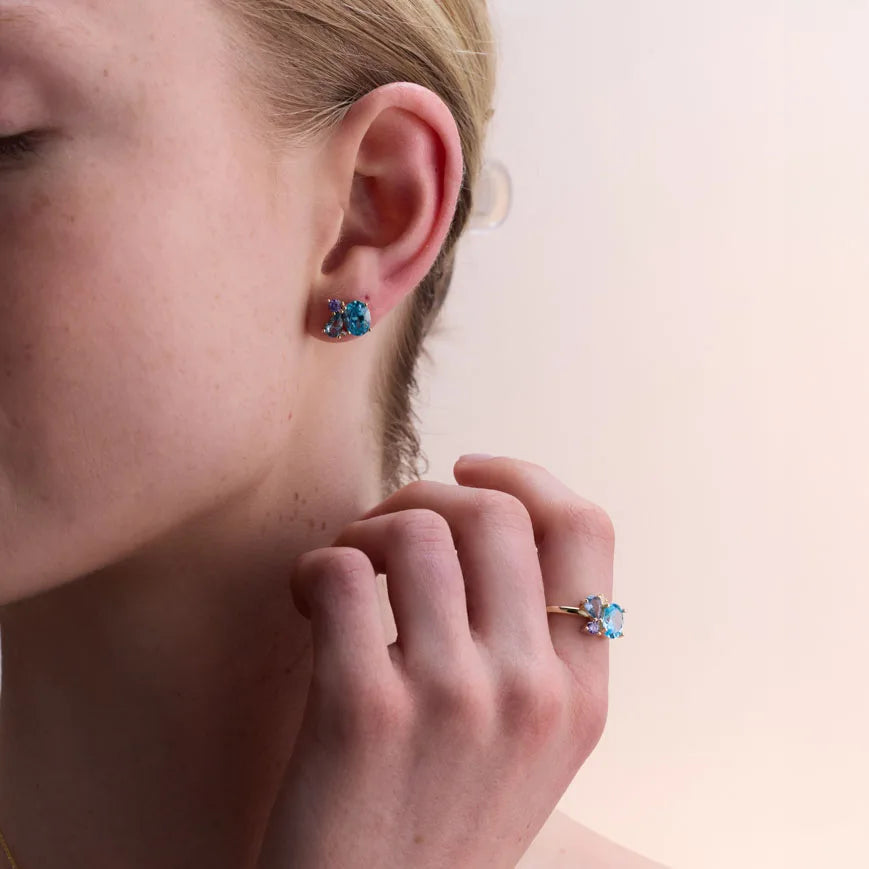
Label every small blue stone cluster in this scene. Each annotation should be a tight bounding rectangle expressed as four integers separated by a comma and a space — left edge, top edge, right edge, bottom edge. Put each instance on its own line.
324, 299, 371, 339
582, 594, 624, 639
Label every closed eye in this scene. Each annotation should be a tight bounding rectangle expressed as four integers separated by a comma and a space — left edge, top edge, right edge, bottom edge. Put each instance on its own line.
0, 132, 41, 161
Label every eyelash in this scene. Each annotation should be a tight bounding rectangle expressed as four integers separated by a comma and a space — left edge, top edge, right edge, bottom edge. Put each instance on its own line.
0, 132, 40, 161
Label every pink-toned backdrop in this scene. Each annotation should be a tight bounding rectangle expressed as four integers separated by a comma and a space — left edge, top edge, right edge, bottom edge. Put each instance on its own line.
416, 2, 867, 866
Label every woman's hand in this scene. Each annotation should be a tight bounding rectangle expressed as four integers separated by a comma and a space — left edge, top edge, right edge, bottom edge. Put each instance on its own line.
256, 456, 615, 869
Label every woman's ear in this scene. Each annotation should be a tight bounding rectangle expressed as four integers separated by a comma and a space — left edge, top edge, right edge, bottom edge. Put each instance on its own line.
310, 82, 465, 336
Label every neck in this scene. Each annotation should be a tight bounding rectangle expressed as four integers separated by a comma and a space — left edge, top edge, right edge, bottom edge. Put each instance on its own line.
0, 453, 384, 868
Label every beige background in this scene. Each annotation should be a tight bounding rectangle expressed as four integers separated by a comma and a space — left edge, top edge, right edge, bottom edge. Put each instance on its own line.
417, 1, 868, 867
2, 2, 867, 868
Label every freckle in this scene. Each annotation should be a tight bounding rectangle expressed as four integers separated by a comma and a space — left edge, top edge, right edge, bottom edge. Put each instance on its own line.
301, 497, 306, 505
320, 520, 326, 530
102, 68, 109, 77
294, 492, 299, 501
307, 517, 315, 529
414, 834, 424, 844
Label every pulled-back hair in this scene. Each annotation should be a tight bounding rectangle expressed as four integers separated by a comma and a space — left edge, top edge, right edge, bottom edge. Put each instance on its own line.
211, 0, 498, 498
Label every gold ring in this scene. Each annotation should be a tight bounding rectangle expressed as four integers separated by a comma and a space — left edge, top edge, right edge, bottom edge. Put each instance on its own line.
546, 594, 625, 638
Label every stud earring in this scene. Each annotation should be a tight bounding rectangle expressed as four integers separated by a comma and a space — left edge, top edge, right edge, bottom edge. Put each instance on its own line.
323, 298, 372, 340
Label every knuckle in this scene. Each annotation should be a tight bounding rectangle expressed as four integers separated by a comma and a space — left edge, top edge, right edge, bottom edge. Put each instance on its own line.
337, 678, 413, 744
392, 509, 454, 552
499, 668, 566, 743
422, 666, 494, 730
560, 499, 616, 549
468, 488, 533, 532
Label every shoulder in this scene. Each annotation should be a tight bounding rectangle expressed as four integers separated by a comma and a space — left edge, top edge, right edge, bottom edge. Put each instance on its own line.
515, 808, 670, 869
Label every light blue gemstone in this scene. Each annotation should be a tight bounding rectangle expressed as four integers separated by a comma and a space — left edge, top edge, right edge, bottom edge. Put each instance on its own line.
324, 313, 345, 338
602, 603, 624, 638
583, 595, 603, 619
344, 300, 371, 336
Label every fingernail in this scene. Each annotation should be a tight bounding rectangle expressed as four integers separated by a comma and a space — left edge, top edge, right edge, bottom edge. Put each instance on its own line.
458, 453, 495, 463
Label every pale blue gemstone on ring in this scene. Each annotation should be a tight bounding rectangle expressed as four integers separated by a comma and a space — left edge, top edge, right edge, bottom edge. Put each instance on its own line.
583, 595, 603, 619
344, 300, 371, 336
602, 603, 624, 639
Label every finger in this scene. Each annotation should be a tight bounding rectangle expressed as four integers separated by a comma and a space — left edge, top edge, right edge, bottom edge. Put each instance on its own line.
356, 480, 552, 660
291, 546, 395, 690
451, 456, 615, 694
330, 510, 475, 672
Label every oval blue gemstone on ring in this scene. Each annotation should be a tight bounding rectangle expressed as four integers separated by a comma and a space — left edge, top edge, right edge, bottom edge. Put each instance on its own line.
602, 603, 624, 639
344, 300, 371, 336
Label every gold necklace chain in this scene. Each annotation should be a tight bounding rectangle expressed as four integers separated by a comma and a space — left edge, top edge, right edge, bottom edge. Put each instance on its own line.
0, 824, 19, 869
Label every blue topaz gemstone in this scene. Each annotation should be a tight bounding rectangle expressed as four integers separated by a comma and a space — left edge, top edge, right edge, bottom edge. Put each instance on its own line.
602, 603, 624, 639
324, 313, 345, 338
344, 300, 371, 336
583, 595, 603, 619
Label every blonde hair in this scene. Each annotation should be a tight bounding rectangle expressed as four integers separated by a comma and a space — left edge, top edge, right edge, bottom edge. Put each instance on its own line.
211, 0, 498, 499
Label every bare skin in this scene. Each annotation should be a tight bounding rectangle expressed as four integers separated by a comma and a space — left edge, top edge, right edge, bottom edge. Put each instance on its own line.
0, 1, 655, 867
